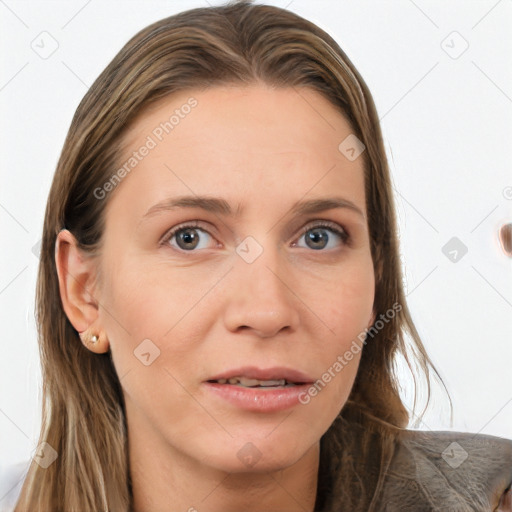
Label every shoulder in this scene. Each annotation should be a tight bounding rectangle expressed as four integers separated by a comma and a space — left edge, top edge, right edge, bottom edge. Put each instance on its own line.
0, 461, 30, 512
380, 429, 512, 511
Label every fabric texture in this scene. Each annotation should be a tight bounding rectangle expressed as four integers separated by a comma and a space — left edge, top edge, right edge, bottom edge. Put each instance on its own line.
379, 430, 512, 511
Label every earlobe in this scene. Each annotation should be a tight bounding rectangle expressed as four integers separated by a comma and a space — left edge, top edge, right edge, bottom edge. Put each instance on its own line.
55, 229, 101, 337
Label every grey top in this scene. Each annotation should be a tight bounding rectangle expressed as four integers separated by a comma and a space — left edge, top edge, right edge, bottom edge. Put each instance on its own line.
380, 430, 512, 511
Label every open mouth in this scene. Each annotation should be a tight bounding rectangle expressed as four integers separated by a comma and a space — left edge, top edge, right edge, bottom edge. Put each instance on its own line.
205, 368, 314, 412
207, 376, 305, 388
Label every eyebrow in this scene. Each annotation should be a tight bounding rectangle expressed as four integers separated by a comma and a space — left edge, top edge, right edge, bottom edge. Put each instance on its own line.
142, 195, 365, 220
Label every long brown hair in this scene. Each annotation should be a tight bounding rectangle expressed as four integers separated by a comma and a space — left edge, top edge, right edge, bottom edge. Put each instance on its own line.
15, 1, 448, 510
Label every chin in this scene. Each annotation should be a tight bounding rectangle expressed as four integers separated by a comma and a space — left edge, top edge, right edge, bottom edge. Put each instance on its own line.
200, 433, 316, 475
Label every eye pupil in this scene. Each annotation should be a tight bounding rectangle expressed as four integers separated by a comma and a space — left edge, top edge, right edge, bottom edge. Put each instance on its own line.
306, 228, 329, 250
176, 228, 200, 250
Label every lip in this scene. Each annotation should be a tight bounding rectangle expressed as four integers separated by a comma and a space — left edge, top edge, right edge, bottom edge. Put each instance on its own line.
206, 366, 314, 384
203, 366, 315, 413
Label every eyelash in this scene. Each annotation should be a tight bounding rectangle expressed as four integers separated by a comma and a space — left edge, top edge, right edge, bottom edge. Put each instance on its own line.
159, 220, 351, 250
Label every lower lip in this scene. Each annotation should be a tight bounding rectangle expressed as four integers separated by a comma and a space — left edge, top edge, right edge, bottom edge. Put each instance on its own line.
203, 382, 311, 413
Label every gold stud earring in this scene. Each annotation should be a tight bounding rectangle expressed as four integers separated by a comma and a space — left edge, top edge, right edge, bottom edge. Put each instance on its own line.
79, 331, 100, 346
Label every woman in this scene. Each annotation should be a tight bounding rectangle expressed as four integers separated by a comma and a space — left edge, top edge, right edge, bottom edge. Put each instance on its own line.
13, 1, 512, 510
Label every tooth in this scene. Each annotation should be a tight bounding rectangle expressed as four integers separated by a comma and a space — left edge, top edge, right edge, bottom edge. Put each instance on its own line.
259, 379, 286, 387
238, 377, 262, 387
217, 376, 292, 387
223, 377, 289, 387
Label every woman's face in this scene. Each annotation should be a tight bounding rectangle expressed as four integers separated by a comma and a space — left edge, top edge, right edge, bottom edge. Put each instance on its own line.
97, 85, 375, 473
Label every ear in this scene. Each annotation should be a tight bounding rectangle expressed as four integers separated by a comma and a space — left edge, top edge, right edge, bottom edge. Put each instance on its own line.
55, 229, 101, 339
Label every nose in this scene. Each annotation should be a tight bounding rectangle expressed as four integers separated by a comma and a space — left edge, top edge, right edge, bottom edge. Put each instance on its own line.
222, 249, 300, 338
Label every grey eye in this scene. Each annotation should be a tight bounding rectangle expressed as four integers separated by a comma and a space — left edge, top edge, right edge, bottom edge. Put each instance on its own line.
296, 227, 344, 250
169, 227, 214, 250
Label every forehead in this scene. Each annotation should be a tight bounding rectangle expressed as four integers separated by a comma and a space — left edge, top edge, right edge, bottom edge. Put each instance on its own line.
108, 85, 367, 218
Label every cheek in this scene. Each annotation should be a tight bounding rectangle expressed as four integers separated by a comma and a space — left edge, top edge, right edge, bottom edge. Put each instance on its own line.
302, 255, 374, 401
101, 254, 221, 338
97, 252, 230, 397
309, 257, 375, 334
98, 256, 213, 405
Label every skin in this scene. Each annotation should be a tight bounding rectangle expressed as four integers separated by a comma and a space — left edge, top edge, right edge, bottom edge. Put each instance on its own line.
56, 84, 376, 512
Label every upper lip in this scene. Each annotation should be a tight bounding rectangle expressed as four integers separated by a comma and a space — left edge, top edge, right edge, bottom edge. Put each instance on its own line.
206, 366, 315, 384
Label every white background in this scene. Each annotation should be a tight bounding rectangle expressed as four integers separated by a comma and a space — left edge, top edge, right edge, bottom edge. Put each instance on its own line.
1, 0, 511, 475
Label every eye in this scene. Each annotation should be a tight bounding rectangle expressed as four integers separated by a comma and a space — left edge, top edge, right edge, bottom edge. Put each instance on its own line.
294, 223, 348, 251
162, 224, 216, 251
